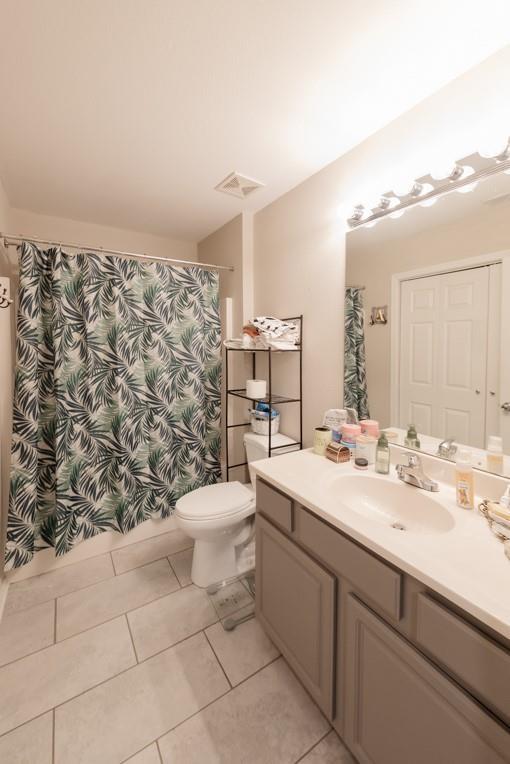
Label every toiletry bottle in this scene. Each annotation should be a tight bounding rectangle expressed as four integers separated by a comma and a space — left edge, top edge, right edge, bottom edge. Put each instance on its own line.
455, 449, 474, 510
405, 424, 419, 448
486, 436, 504, 474
375, 432, 390, 474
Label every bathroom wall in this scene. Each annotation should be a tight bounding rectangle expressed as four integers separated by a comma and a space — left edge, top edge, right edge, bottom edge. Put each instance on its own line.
7, 206, 197, 262
347, 197, 510, 427
198, 212, 254, 479
253, 45, 510, 445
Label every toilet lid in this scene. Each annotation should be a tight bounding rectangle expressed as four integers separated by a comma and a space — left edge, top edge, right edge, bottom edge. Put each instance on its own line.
176, 481, 254, 520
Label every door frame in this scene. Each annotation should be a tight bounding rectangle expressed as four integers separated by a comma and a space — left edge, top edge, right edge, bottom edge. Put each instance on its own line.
389, 250, 510, 428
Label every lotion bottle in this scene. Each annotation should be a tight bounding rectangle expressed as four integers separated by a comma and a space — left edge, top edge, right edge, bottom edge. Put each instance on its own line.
455, 449, 474, 510
486, 436, 504, 474
375, 432, 390, 474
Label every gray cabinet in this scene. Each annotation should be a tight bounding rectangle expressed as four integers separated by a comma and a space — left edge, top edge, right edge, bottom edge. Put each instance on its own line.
255, 477, 510, 764
255, 514, 336, 717
343, 594, 510, 764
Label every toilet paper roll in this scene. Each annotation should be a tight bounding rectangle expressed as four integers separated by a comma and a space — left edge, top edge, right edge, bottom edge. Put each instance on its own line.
246, 379, 267, 399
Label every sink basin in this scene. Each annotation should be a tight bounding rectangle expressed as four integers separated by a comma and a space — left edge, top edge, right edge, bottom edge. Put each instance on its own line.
331, 475, 455, 534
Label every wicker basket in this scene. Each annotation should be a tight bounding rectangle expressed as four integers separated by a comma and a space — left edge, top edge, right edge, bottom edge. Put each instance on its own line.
250, 409, 280, 436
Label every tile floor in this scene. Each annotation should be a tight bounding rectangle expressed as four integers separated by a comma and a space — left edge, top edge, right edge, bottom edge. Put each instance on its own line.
0, 528, 354, 763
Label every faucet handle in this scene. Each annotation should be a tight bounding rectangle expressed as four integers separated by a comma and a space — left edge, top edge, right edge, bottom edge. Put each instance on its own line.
407, 453, 421, 467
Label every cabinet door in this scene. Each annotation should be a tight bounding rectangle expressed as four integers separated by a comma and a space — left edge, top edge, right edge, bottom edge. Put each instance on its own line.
255, 514, 336, 718
343, 595, 510, 764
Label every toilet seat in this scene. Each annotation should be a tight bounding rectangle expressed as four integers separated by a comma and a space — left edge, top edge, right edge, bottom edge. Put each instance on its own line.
175, 481, 254, 522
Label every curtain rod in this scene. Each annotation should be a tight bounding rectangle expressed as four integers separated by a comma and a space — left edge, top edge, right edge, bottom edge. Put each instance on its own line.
0, 233, 234, 273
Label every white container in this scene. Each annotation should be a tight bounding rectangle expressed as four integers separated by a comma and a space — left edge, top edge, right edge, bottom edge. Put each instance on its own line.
244, 431, 300, 488
250, 409, 280, 435
246, 379, 267, 399
313, 427, 332, 456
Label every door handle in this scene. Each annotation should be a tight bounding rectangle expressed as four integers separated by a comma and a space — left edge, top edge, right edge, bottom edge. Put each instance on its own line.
501, 402, 510, 413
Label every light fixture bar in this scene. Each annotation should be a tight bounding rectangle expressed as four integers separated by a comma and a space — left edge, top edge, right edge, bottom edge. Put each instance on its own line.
348, 144, 510, 228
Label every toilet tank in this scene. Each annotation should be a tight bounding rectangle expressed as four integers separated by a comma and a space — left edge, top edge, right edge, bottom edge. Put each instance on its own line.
243, 431, 300, 489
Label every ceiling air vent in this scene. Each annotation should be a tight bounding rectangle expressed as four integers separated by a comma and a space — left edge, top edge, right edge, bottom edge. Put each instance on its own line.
215, 172, 264, 199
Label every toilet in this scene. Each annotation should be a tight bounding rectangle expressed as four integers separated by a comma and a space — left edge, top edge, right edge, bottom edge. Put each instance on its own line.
175, 431, 299, 588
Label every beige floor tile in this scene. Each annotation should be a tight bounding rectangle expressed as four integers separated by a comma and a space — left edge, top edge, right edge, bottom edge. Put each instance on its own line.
54, 631, 229, 764
4, 553, 114, 616
0, 711, 53, 764
158, 658, 330, 764
112, 530, 193, 575
128, 584, 218, 661
0, 600, 55, 667
168, 546, 193, 586
208, 580, 253, 619
0, 616, 135, 736
56, 558, 179, 640
300, 730, 354, 763
205, 613, 279, 685
124, 742, 162, 763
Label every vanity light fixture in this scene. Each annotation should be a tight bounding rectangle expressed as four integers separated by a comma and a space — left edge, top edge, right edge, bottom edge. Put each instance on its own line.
347, 137, 510, 228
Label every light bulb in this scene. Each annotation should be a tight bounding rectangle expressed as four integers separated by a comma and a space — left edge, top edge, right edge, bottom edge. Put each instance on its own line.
478, 136, 510, 160
455, 181, 478, 194
430, 162, 464, 182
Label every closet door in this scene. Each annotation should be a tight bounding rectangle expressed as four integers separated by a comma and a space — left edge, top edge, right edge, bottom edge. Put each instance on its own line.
399, 267, 489, 448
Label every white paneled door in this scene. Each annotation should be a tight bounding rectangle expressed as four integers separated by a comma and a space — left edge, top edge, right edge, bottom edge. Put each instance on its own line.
399, 266, 496, 449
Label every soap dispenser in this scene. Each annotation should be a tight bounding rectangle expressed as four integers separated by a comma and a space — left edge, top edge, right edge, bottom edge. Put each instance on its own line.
405, 424, 420, 449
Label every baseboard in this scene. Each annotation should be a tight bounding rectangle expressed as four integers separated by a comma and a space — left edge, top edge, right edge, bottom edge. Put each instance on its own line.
0, 575, 9, 624
6, 514, 179, 584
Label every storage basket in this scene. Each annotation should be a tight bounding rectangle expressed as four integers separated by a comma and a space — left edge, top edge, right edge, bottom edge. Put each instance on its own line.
250, 409, 280, 435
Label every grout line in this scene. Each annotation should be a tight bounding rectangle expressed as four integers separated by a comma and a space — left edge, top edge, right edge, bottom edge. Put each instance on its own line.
52, 708, 56, 764
166, 555, 182, 587
294, 729, 333, 763
0, 578, 198, 671
124, 613, 140, 663
112, 542, 194, 578
156, 738, 164, 764
110, 551, 117, 576
0, 708, 56, 743
5, 569, 116, 618
53, 598, 57, 644
203, 629, 233, 690
154, 655, 284, 747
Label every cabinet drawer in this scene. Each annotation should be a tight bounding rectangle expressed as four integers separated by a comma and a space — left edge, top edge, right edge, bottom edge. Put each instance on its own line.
415, 594, 510, 725
296, 506, 402, 621
256, 478, 293, 533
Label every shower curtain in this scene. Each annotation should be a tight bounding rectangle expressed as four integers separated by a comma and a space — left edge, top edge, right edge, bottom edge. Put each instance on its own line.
5, 243, 222, 570
344, 287, 370, 420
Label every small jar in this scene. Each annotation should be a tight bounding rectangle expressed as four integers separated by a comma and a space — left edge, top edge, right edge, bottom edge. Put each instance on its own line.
355, 434, 377, 465
354, 457, 369, 470
341, 423, 361, 447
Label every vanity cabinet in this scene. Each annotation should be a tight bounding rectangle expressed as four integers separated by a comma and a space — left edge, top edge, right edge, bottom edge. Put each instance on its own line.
255, 478, 510, 764
255, 514, 335, 717
343, 594, 510, 764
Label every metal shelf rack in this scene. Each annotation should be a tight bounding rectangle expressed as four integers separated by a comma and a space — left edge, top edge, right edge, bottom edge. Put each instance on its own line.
225, 315, 303, 479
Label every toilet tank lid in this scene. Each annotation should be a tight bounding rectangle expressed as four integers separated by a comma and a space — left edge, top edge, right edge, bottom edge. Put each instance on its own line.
176, 481, 254, 520
243, 431, 297, 450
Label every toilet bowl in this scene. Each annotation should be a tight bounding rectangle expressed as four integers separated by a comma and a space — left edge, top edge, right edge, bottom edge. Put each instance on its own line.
175, 431, 299, 588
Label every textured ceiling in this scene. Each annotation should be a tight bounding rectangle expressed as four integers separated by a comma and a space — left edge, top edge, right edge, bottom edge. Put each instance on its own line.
0, 0, 509, 241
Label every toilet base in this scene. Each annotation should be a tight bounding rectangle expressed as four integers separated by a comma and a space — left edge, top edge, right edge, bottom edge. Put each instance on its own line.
191, 530, 255, 589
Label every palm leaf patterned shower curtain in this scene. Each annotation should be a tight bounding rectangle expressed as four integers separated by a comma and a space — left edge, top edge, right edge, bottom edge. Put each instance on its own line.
5, 243, 222, 570
344, 287, 370, 420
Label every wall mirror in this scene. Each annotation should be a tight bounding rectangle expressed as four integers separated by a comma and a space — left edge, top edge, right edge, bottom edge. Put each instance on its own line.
345, 168, 510, 477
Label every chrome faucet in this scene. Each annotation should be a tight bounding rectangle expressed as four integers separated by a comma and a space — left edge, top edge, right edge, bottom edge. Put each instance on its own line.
437, 438, 457, 459
396, 453, 439, 492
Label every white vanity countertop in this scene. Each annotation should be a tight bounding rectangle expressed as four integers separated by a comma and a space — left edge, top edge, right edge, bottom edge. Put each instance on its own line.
253, 449, 510, 640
